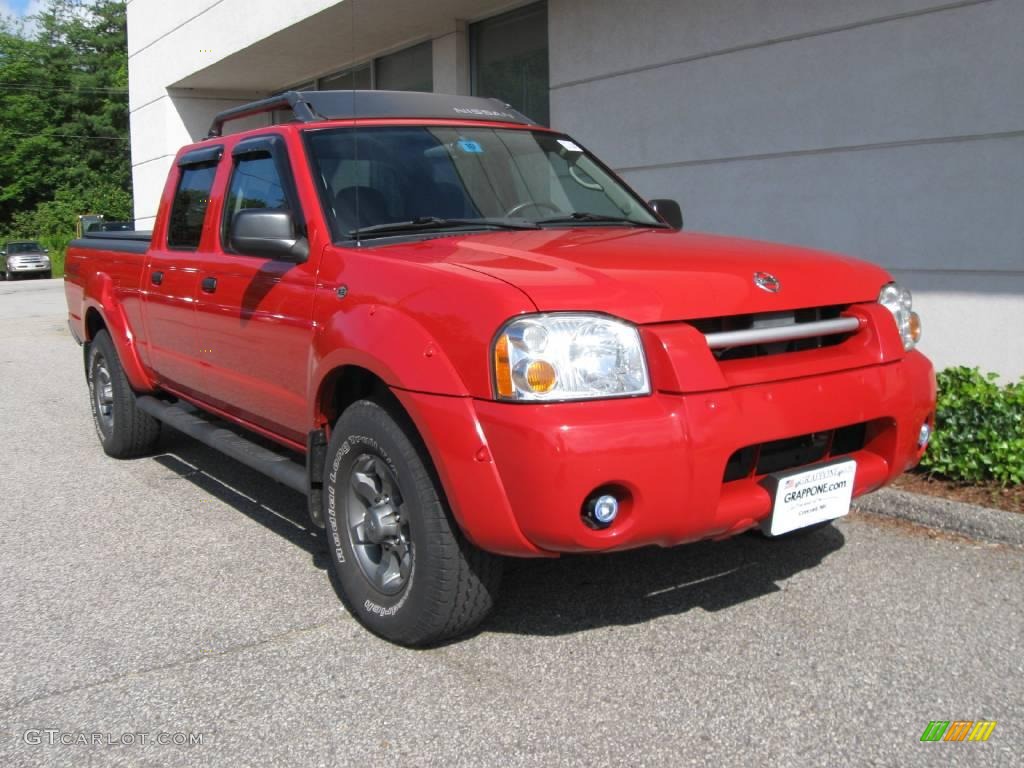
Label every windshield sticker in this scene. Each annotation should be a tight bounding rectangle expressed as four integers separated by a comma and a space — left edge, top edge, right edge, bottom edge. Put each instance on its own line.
457, 139, 484, 154
558, 139, 583, 153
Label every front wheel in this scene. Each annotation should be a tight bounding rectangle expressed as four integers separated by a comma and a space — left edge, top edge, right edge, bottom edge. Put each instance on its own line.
87, 330, 161, 458
323, 399, 502, 646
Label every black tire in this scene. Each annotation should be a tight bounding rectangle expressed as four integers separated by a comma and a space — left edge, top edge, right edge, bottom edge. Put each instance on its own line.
4, 270, 12, 281
86, 330, 161, 458
323, 399, 502, 646
44, 270, 52, 279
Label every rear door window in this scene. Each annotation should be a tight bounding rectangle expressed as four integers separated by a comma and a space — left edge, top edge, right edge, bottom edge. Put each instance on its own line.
167, 162, 218, 249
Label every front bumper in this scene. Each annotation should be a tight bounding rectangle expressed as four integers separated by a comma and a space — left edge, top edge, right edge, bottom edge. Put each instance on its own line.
399, 351, 935, 556
6, 261, 50, 273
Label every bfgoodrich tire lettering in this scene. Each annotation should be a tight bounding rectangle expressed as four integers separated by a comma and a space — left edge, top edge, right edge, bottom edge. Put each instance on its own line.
86, 330, 161, 458
324, 399, 502, 646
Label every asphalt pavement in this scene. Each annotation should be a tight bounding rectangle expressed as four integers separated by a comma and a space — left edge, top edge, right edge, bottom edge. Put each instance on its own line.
1, 278, 1021, 767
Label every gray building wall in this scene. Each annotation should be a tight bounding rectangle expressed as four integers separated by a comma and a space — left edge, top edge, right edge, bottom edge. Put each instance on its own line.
549, 0, 1024, 377
128, 0, 1023, 376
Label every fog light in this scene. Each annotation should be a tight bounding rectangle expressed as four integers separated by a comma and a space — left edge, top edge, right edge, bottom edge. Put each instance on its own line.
585, 494, 619, 527
918, 421, 932, 449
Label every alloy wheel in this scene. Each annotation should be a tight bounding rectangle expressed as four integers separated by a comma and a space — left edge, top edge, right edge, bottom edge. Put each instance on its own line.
91, 354, 115, 435
346, 454, 412, 595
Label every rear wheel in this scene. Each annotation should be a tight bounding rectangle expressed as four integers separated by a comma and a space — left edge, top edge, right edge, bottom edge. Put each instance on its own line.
87, 330, 161, 458
323, 399, 502, 646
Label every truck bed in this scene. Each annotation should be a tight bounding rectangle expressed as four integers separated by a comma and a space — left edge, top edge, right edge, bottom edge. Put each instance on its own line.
64, 231, 153, 351
72, 230, 153, 254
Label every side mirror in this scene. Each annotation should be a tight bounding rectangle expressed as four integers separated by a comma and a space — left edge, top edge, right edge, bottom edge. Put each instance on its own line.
229, 209, 309, 262
648, 199, 683, 231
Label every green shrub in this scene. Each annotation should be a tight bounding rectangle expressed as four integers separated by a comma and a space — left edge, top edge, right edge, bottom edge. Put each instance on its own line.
1, 182, 131, 279
921, 367, 1024, 485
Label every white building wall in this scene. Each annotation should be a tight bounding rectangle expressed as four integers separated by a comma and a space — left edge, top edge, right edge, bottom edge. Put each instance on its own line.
549, 0, 1024, 377
126, 0, 498, 227
126, 0, 341, 225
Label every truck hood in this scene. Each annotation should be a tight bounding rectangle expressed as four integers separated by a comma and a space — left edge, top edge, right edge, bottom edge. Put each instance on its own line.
418, 228, 892, 324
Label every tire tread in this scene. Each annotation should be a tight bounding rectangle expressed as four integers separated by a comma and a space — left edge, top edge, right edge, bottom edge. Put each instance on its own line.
89, 330, 161, 459
329, 399, 502, 646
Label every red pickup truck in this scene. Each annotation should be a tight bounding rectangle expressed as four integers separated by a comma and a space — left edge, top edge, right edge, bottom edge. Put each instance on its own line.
65, 90, 935, 646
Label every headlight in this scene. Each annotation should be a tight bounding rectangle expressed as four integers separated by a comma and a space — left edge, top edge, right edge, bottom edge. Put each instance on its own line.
878, 282, 921, 351
493, 313, 650, 401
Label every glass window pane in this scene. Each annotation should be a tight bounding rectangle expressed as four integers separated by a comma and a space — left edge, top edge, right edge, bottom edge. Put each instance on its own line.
375, 42, 433, 92
471, 2, 549, 126
305, 126, 657, 240
320, 65, 372, 91
225, 156, 287, 219
167, 163, 218, 249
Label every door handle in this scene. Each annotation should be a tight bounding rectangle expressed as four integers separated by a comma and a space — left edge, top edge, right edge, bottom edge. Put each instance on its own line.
151, 271, 163, 286
201, 276, 217, 293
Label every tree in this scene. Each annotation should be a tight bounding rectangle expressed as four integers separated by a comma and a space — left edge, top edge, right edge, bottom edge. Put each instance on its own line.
0, 0, 130, 257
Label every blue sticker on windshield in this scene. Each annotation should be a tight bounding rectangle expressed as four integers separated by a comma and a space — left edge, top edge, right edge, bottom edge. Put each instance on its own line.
457, 139, 483, 153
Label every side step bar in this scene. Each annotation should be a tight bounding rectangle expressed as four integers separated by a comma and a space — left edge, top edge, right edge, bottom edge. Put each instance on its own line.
137, 396, 308, 496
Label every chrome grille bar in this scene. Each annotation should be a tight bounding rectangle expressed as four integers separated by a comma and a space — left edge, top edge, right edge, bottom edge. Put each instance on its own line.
704, 316, 861, 350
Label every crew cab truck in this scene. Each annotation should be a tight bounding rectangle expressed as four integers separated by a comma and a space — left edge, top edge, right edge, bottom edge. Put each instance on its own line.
65, 90, 936, 646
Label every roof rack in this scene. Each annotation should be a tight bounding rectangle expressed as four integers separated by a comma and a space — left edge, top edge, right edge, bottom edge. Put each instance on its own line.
207, 90, 538, 138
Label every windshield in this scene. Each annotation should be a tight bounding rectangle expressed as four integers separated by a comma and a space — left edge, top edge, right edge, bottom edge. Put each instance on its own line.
7, 242, 43, 254
305, 126, 662, 240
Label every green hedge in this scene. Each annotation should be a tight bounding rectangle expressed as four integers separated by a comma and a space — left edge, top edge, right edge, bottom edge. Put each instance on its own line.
921, 367, 1024, 485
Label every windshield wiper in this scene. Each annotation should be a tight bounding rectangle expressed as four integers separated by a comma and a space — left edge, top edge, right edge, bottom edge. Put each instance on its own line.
535, 212, 665, 227
350, 216, 540, 238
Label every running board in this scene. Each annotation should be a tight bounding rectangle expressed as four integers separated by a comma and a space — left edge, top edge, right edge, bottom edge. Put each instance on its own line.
137, 396, 308, 496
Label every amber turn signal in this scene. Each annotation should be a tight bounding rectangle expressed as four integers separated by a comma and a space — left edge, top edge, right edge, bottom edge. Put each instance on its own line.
494, 335, 514, 398
908, 311, 922, 344
525, 360, 557, 393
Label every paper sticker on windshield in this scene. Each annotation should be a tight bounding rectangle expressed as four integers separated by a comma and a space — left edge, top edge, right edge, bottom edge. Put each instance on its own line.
558, 139, 583, 152
457, 139, 484, 153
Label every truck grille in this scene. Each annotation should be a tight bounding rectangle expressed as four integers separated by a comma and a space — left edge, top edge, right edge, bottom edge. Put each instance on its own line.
691, 305, 858, 361
11, 255, 47, 267
723, 422, 868, 482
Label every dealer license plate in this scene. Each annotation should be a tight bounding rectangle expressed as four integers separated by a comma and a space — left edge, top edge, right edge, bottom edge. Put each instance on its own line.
761, 459, 857, 536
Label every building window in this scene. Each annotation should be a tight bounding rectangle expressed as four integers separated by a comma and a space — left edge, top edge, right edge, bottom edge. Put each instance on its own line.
470, 1, 549, 126
320, 64, 372, 91
375, 42, 433, 92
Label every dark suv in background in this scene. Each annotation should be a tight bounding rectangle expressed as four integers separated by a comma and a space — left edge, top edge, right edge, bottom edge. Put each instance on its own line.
1, 241, 52, 280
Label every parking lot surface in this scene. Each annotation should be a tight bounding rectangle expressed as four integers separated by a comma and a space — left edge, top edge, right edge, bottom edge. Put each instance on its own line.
1, 279, 1020, 766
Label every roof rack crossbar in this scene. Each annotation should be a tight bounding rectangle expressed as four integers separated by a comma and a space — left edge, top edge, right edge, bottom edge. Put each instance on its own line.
207, 90, 538, 139
208, 91, 317, 138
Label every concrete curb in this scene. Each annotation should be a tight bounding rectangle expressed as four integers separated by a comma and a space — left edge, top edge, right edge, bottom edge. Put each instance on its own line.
854, 488, 1024, 547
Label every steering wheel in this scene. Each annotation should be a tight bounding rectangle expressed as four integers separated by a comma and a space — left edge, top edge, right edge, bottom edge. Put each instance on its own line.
505, 200, 561, 218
